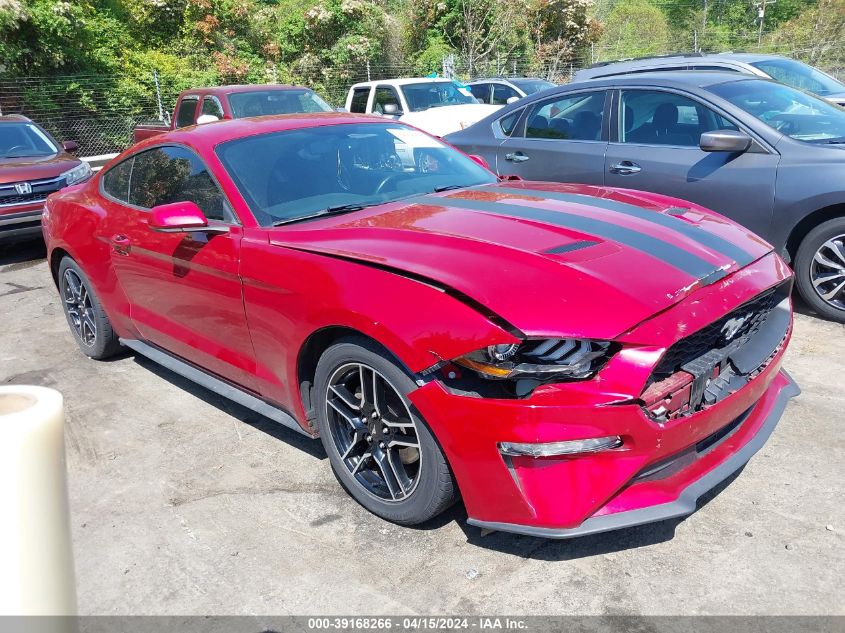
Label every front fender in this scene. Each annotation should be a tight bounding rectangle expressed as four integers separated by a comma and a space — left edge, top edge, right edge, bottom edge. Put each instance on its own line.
239, 236, 517, 422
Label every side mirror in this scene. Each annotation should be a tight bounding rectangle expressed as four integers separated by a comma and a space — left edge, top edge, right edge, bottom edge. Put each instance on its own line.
506, 96, 520, 105
196, 114, 220, 125
148, 201, 227, 234
382, 103, 402, 116
468, 154, 490, 170
62, 140, 79, 153
699, 129, 752, 153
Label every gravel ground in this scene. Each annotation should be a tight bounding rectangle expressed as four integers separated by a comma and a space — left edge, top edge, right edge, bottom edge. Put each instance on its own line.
1, 239, 843, 616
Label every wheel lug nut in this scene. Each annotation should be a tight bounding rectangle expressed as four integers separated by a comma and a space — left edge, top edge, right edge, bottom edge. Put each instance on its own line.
371, 412, 378, 419
366, 435, 372, 442
382, 427, 388, 434
379, 442, 385, 449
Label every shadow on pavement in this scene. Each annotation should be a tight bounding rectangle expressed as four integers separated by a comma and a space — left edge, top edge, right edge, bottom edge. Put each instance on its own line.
130, 352, 327, 460
0, 238, 47, 269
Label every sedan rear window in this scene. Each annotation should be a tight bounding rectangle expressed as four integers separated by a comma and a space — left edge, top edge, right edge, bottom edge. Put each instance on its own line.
228, 89, 333, 118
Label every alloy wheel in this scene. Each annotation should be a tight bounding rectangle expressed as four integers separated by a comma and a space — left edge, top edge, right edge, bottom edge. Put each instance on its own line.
63, 268, 97, 346
325, 362, 422, 502
810, 234, 845, 312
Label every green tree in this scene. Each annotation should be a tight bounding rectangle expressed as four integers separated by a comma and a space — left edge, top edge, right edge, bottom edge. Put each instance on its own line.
597, 0, 670, 60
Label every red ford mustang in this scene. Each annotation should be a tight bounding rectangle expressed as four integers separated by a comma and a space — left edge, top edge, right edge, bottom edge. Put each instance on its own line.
43, 114, 799, 538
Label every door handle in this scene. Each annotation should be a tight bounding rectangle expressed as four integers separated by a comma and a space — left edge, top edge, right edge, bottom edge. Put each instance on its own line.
110, 234, 130, 255
609, 161, 642, 175
505, 152, 530, 163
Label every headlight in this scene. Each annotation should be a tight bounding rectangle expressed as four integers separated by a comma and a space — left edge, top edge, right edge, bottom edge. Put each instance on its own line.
454, 338, 614, 381
60, 162, 92, 186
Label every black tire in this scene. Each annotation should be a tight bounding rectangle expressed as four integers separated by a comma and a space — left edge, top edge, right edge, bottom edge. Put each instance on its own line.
794, 217, 845, 324
58, 257, 122, 359
314, 337, 457, 525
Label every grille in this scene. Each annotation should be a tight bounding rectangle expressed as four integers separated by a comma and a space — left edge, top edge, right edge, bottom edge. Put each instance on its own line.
0, 177, 64, 207
650, 281, 790, 383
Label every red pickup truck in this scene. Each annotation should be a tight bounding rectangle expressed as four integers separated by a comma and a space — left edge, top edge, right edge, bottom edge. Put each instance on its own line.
134, 84, 335, 143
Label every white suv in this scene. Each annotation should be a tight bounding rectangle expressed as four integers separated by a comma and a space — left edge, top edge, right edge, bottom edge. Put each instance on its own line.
345, 78, 501, 136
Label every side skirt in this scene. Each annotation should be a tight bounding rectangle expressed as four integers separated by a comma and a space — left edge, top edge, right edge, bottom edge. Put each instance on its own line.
120, 338, 313, 438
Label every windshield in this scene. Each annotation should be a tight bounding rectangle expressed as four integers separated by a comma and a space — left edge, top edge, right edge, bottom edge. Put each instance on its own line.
511, 79, 556, 95
228, 89, 333, 118
0, 123, 59, 159
401, 82, 477, 112
751, 59, 845, 97
708, 79, 845, 143
216, 122, 496, 226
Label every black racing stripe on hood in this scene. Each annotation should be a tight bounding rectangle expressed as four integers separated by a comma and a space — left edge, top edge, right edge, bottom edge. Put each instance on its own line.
480, 186, 757, 268
406, 195, 727, 282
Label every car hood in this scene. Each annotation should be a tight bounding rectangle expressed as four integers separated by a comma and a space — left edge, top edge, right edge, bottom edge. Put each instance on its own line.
399, 104, 501, 136
0, 153, 79, 185
268, 182, 774, 339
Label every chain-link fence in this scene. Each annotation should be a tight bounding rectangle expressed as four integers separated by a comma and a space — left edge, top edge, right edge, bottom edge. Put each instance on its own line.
2, 44, 843, 158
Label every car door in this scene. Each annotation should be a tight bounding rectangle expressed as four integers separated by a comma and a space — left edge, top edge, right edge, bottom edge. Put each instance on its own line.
100, 144, 258, 390
495, 89, 609, 184
604, 88, 780, 238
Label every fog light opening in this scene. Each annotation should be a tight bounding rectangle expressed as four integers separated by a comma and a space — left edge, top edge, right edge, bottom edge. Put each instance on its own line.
498, 435, 623, 458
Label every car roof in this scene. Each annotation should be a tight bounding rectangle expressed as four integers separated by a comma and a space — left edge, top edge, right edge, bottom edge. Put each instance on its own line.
565, 70, 761, 90
469, 77, 548, 83
584, 51, 789, 72
0, 114, 33, 123
182, 84, 312, 95
131, 113, 389, 152
350, 78, 456, 88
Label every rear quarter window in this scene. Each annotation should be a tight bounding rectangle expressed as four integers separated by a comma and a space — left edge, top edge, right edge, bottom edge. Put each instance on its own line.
100, 158, 133, 203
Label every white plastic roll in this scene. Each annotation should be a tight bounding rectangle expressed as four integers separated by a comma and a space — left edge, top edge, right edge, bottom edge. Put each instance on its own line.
0, 386, 77, 616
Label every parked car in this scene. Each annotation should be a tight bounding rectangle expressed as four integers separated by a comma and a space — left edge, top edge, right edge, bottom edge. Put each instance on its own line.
0, 115, 90, 245
467, 77, 556, 105
133, 84, 334, 143
43, 113, 798, 538
445, 71, 845, 323
345, 78, 500, 136
573, 53, 845, 106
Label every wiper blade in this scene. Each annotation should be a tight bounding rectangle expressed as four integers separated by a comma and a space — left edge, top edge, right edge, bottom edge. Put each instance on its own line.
433, 184, 465, 193
272, 203, 374, 226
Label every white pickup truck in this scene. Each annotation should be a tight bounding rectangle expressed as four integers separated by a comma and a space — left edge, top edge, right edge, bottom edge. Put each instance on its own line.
345, 78, 501, 137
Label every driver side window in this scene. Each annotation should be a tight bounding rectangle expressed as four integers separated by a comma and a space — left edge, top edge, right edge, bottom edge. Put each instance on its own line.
127, 146, 228, 221
620, 90, 738, 147
374, 86, 402, 115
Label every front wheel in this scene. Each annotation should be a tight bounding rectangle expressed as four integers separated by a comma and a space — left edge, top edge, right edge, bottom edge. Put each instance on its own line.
794, 217, 845, 324
314, 338, 457, 525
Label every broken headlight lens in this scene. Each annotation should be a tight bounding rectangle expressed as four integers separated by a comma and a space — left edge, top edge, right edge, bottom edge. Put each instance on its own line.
454, 338, 614, 381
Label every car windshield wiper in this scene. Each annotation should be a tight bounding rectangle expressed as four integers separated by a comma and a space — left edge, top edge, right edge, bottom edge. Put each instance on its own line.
433, 184, 465, 193
272, 203, 376, 226
822, 138, 845, 144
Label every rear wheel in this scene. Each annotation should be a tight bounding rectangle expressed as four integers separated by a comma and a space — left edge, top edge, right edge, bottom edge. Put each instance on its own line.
314, 337, 457, 525
794, 217, 845, 324
58, 257, 122, 359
